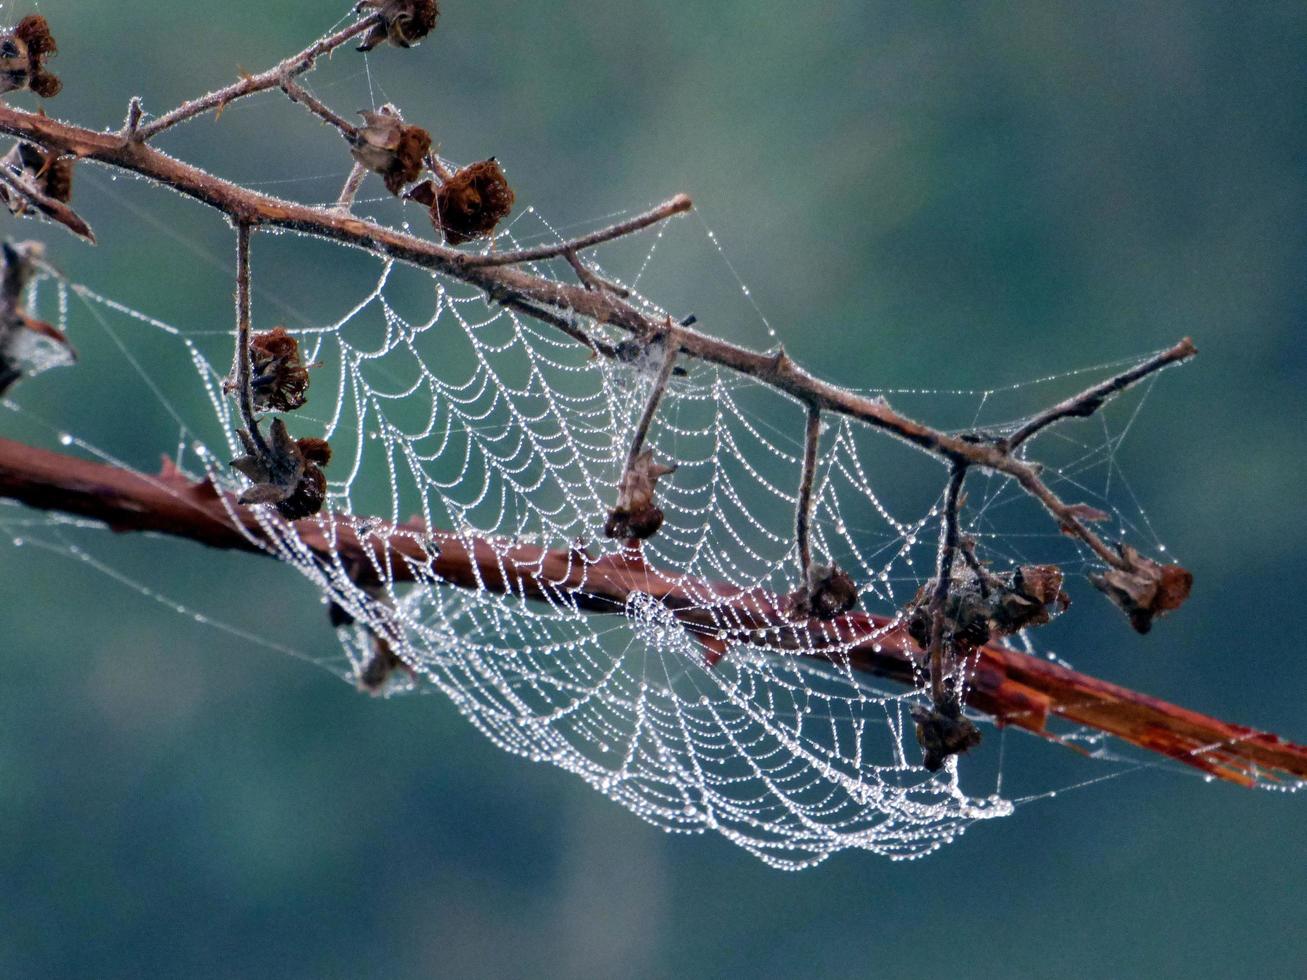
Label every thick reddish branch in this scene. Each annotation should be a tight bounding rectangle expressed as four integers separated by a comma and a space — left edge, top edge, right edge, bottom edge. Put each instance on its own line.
1, 435, 1302, 787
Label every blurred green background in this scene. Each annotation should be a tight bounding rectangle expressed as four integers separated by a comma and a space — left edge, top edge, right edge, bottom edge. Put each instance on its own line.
1, 1, 1305, 976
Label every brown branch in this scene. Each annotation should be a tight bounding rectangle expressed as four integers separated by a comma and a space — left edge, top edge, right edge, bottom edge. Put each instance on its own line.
0, 160, 95, 243
624, 336, 678, 471
278, 75, 358, 139
231, 223, 268, 456
1, 435, 1303, 788
794, 404, 821, 583
133, 15, 381, 141
335, 162, 368, 212
1006, 337, 1198, 450
463, 194, 694, 268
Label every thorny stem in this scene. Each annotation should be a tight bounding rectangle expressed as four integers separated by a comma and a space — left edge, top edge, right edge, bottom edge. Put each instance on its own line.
463, 195, 694, 268
232, 222, 267, 457
795, 404, 822, 584
335, 161, 368, 212
625, 336, 679, 472
133, 14, 381, 141
1005, 338, 1197, 451
926, 464, 968, 706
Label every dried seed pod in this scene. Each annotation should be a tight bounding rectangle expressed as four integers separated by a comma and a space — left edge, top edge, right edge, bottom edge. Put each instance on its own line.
910, 701, 983, 771
789, 563, 859, 621
0, 16, 61, 98
1091, 543, 1192, 634
350, 107, 431, 195
987, 563, 1070, 636
354, 0, 439, 52
604, 449, 676, 541
906, 583, 991, 652
409, 159, 515, 245
230, 418, 331, 520
223, 327, 312, 412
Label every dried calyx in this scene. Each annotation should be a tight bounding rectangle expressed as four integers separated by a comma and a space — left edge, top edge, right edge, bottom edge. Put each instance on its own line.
0, 15, 61, 98
911, 699, 983, 772
788, 563, 859, 621
1091, 543, 1192, 634
408, 159, 515, 245
604, 449, 676, 541
0, 240, 74, 396
223, 327, 312, 412
230, 418, 332, 520
907, 562, 1070, 653
350, 106, 431, 195
354, 0, 439, 52
1, 143, 74, 206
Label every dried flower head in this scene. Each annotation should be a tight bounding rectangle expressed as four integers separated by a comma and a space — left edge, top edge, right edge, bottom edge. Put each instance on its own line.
910, 700, 983, 772
604, 449, 676, 540
6, 143, 73, 203
0, 239, 74, 395
223, 327, 312, 412
1091, 543, 1192, 634
355, 0, 439, 52
230, 418, 331, 520
987, 563, 1070, 636
789, 563, 859, 621
350, 107, 431, 195
906, 562, 1070, 650
408, 159, 515, 245
0, 16, 61, 98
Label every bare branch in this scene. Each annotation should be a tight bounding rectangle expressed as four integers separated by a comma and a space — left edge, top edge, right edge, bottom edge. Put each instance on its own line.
795, 404, 821, 582
231, 222, 268, 457
462, 194, 693, 268
335, 162, 368, 212
134, 14, 381, 141
624, 335, 679, 471
926, 464, 968, 706
278, 75, 358, 139
1006, 337, 1198, 450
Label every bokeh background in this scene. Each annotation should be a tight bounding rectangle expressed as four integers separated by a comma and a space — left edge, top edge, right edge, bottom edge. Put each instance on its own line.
2, 1, 1305, 976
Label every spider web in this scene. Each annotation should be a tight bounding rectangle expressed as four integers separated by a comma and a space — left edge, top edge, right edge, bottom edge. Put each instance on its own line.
0, 192, 1208, 869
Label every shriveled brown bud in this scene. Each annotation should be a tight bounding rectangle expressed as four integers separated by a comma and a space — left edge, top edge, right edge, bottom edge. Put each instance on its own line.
355, 0, 439, 52
350, 107, 431, 195
604, 449, 676, 541
906, 583, 991, 652
0, 16, 61, 98
223, 327, 312, 413
911, 701, 983, 771
408, 159, 515, 245
230, 419, 331, 520
988, 563, 1070, 635
12, 143, 73, 203
789, 563, 859, 621
1091, 543, 1192, 634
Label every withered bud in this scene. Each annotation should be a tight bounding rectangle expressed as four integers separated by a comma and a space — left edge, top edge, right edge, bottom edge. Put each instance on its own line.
0, 16, 61, 98
911, 701, 983, 772
408, 158, 515, 246
906, 584, 991, 652
1090, 543, 1192, 634
350, 107, 431, 195
0, 239, 75, 396
357, 635, 412, 693
230, 418, 331, 520
604, 449, 676, 541
987, 563, 1070, 635
223, 327, 312, 412
355, 0, 439, 52
789, 563, 859, 621
11, 143, 73, 203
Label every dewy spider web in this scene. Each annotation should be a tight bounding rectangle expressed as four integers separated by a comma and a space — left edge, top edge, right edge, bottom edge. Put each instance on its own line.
0, 200, 1210, 869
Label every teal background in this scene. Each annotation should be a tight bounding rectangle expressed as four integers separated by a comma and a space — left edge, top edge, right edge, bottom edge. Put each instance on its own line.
1, 1, 1305, 976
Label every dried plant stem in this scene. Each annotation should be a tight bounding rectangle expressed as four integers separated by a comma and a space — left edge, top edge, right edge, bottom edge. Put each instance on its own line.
0, 89, 1186, 573
232, 222, 267, 456
2, 436, 1303, 788
278, 75, 358, 139
926, 464, 967, 706
464, 195, 694, 268
335, 162, 368, 212
133, 15, 380, 141
625, 338, 679, 471
794, 404, 822, 583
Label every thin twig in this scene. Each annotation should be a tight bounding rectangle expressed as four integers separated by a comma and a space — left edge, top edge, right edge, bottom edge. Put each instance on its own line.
795, 404, 822, 584
279, 76, 359, 138
564, 248, 630, 297
134, 15, 380, 141
232, 222, 268, 457
0, 164, 95, 243
462, 195, 693, 268
335, 161, 368, 212
1005, 338, 1197, 450
625, 335, 679, 471
926, 464, 968, 706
